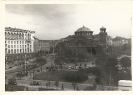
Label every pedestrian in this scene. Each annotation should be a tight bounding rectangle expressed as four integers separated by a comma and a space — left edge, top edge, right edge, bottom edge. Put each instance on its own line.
46, 82, 48, 88
26, 87, 28, 91
72, 83, 76, 90
54, 81, 59, 89
76, 85, 79, 91
61, 83, 64, 90
48, 81, 51, 88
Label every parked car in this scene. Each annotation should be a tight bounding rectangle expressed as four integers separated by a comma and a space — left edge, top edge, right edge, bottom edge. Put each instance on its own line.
68, 66, 72, 69
75, 66, 79, 70
30, 81, 41, 86
8, 78, 17, 85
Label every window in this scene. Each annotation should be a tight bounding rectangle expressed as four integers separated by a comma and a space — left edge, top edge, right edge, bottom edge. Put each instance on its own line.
14, 41, 16, 44
20, 41, 21, 44
5, 41, 6, 43
11, 41, 13, 44
25, 45, 26, 48
14, 49, 16, 54
30, 49, 31, 52
8, 49, 10, 54
20, 49, 21, 53
17, 45, 19, 48
5, 49, 7, 54
14, 45, 16, 48
11, 49, 13, 54
5, 44, 7, 47
22, 41, 24, 44
11, 45, 13, 48
8, 41, 10, 44
20, 45, 21, 48
8, 45, 10, 48
17, 41, 19, 44
17, 49, 19, 53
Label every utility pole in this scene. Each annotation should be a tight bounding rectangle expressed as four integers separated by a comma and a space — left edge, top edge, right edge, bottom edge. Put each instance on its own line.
109, 69, 112, 86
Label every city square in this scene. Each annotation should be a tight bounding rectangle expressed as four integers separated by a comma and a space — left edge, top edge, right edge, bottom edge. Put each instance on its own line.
5, 4, 132, 91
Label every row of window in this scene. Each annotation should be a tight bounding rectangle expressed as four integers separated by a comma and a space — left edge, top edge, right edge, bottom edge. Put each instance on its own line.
5, 49, 32, 54
39, 44, 49, 46
5, 35, 31, 40
5, 40, 31, 44
75, 32, 92, 36
5, 31, 31, 36
6, 45, 32, 48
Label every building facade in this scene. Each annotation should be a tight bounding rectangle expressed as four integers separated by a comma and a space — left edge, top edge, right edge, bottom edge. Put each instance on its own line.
34, 38, 52, 54
107, 36, 113, 46
112, 36, 129, 46
38, 40, 50, 52
33, 37, 40, 53
5, 27, 35, 62
63, 26, 108, 55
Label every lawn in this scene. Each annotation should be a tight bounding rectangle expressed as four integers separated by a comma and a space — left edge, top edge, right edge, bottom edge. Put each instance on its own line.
33, 69, 97, 84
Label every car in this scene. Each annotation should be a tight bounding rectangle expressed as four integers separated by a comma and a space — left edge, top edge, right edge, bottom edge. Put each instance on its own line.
30, 81, 41, 86
68, 66, 72, 69
9, 66, 12, 69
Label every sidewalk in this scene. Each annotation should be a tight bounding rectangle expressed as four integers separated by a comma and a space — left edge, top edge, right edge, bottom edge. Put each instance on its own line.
17, 83, 74, 91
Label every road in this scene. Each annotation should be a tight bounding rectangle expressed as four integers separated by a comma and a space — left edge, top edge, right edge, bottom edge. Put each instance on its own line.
5, 56, 53, 79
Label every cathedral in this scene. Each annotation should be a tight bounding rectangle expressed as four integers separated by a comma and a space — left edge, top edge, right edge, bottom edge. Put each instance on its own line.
64, 26, 108, 55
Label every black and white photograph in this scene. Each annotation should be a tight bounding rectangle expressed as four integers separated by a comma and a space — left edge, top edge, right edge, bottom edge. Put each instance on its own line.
4, 2, 132, 91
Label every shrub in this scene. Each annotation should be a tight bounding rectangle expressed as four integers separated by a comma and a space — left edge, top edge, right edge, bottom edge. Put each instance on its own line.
63, 71, 88, 83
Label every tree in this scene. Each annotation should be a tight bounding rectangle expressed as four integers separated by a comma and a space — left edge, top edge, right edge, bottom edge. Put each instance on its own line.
34, 57, 47, 72
106, 58, 118, 69
119, 57, 131, 69
54, 56, 65, 69
122, 43, 131, 51
106, 58, 118, 86
95, 57, 106, 67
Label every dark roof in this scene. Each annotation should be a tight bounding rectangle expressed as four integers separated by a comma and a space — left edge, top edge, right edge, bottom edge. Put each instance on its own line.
5, 84, 25, 91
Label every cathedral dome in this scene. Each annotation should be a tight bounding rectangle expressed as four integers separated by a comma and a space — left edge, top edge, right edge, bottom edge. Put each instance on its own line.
76, 26, 91, 32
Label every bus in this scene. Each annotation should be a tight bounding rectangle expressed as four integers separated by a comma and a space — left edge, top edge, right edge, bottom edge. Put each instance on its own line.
118, 80, 132, 91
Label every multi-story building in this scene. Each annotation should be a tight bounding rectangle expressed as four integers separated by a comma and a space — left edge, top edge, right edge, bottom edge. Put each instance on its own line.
33, 37, 40, 53
5, 27, 35, 62
38, 40, 50, 52
107, 36, 113, 46
34, 38, 52, 54
112, 36, 129, 46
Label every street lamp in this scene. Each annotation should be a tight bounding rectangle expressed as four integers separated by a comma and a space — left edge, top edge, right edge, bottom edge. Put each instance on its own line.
22, 46, 27, 77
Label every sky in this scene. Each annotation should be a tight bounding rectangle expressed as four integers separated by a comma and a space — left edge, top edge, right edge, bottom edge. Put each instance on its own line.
5, 2, 133, 40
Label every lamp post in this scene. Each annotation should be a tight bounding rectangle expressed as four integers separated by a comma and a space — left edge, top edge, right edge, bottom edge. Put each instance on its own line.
22, 46, 26, 76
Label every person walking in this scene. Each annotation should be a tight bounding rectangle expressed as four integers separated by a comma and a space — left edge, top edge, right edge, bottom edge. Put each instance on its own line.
46, 82, 48, 89
48, 81, 51, 88
72, 83, 76, 90
61, 83, 64, 90
54, 81, 59, 90
76, 85, 79, 91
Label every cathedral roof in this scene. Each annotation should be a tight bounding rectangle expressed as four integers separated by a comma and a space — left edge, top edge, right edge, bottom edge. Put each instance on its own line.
76, 26, 91, 32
